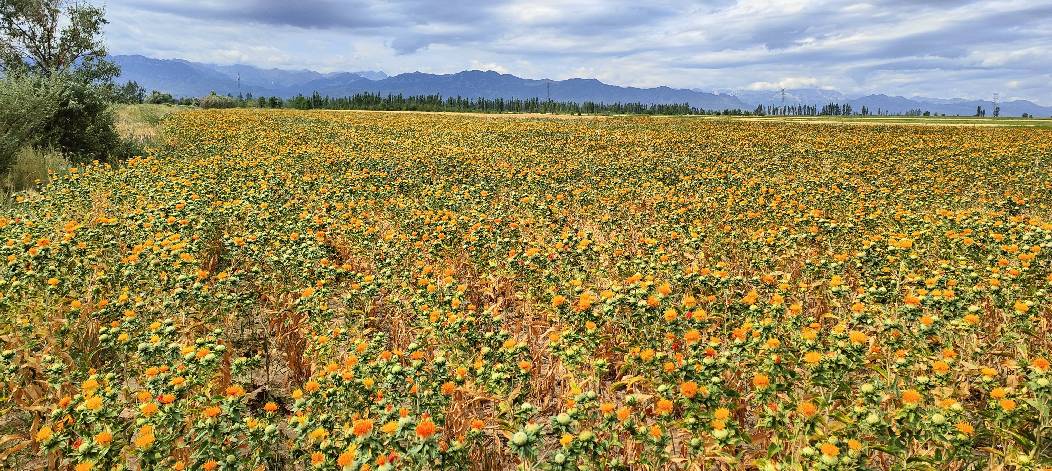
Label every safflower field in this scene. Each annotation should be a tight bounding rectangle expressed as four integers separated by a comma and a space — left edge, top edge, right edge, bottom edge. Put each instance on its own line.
1, 109, 1051, 470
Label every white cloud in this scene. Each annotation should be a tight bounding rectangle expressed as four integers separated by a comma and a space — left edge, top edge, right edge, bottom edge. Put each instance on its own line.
747, 77, 821, 90
469, 61, 509, 74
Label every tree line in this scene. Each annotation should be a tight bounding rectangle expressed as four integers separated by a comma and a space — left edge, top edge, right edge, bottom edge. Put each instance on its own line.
122, 88, 959, 119
124, 90, 755, 116
754, 103, 946, 117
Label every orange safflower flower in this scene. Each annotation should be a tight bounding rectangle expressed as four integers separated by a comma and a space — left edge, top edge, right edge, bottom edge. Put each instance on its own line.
338, 448, 357, 467
663, 308, 678, 322
741, 289, 758, 305
680, 381, 699, 398
803, 351, 823, 364
35, 426, 53, 442
82, 394, 104, 411
797, 401, 818, 418
94, 430, 113, 446
226, 385, 246, 398
140, 402, 159, 417
352, 418, 374, 437
134, 425, 155, 449
416, 417, 437, 439
441, 381, 456, 395
901, 389, 922, 405
655, 398, 674, 415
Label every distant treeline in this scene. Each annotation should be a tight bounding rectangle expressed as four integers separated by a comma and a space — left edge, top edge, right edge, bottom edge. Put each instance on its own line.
124, 81, 1030, 118
757, 104, 944, 117
260, 92, 752, 116
130, 86, 752, 115
174, 91, 942, 117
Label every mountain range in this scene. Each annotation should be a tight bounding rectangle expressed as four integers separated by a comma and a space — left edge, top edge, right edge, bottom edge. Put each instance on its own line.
113, 55, 1052, 117
113, 55, 743, 110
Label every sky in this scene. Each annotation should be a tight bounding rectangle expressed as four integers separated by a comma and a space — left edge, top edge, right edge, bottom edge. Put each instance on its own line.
102, 0, 1052, 104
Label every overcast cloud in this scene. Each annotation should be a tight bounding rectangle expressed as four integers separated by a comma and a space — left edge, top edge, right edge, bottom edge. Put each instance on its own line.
102, 0, 1052, 103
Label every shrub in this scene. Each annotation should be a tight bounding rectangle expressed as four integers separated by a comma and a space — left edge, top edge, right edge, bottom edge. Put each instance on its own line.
199, 93, 238, 109
40, 77, 123, 164
109, 80, 146, 104
147, 91, 175, 105
0, 73, 122, 169
0, 74, 60, 171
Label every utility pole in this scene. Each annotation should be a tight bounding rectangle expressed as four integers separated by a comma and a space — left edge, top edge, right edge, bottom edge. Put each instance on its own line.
546, 82, 551, 113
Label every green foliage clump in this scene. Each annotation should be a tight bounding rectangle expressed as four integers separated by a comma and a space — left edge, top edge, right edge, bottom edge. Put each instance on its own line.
199, 93, 238, 109
0, 74, 59, 171
109, 80, 146, 104
0, 0, 117, 83
41, 77, 123, 163
147, 91, 176, 105
0, 74, 122, 170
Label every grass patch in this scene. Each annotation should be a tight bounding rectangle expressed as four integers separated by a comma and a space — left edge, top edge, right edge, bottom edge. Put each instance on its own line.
2, 146, 66, 196
114, 103, 187, 150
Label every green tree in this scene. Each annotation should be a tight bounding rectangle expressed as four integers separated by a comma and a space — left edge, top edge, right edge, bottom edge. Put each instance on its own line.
0, 0, 118, 82
146, 90, 175, 105
112, 80, 146, 104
